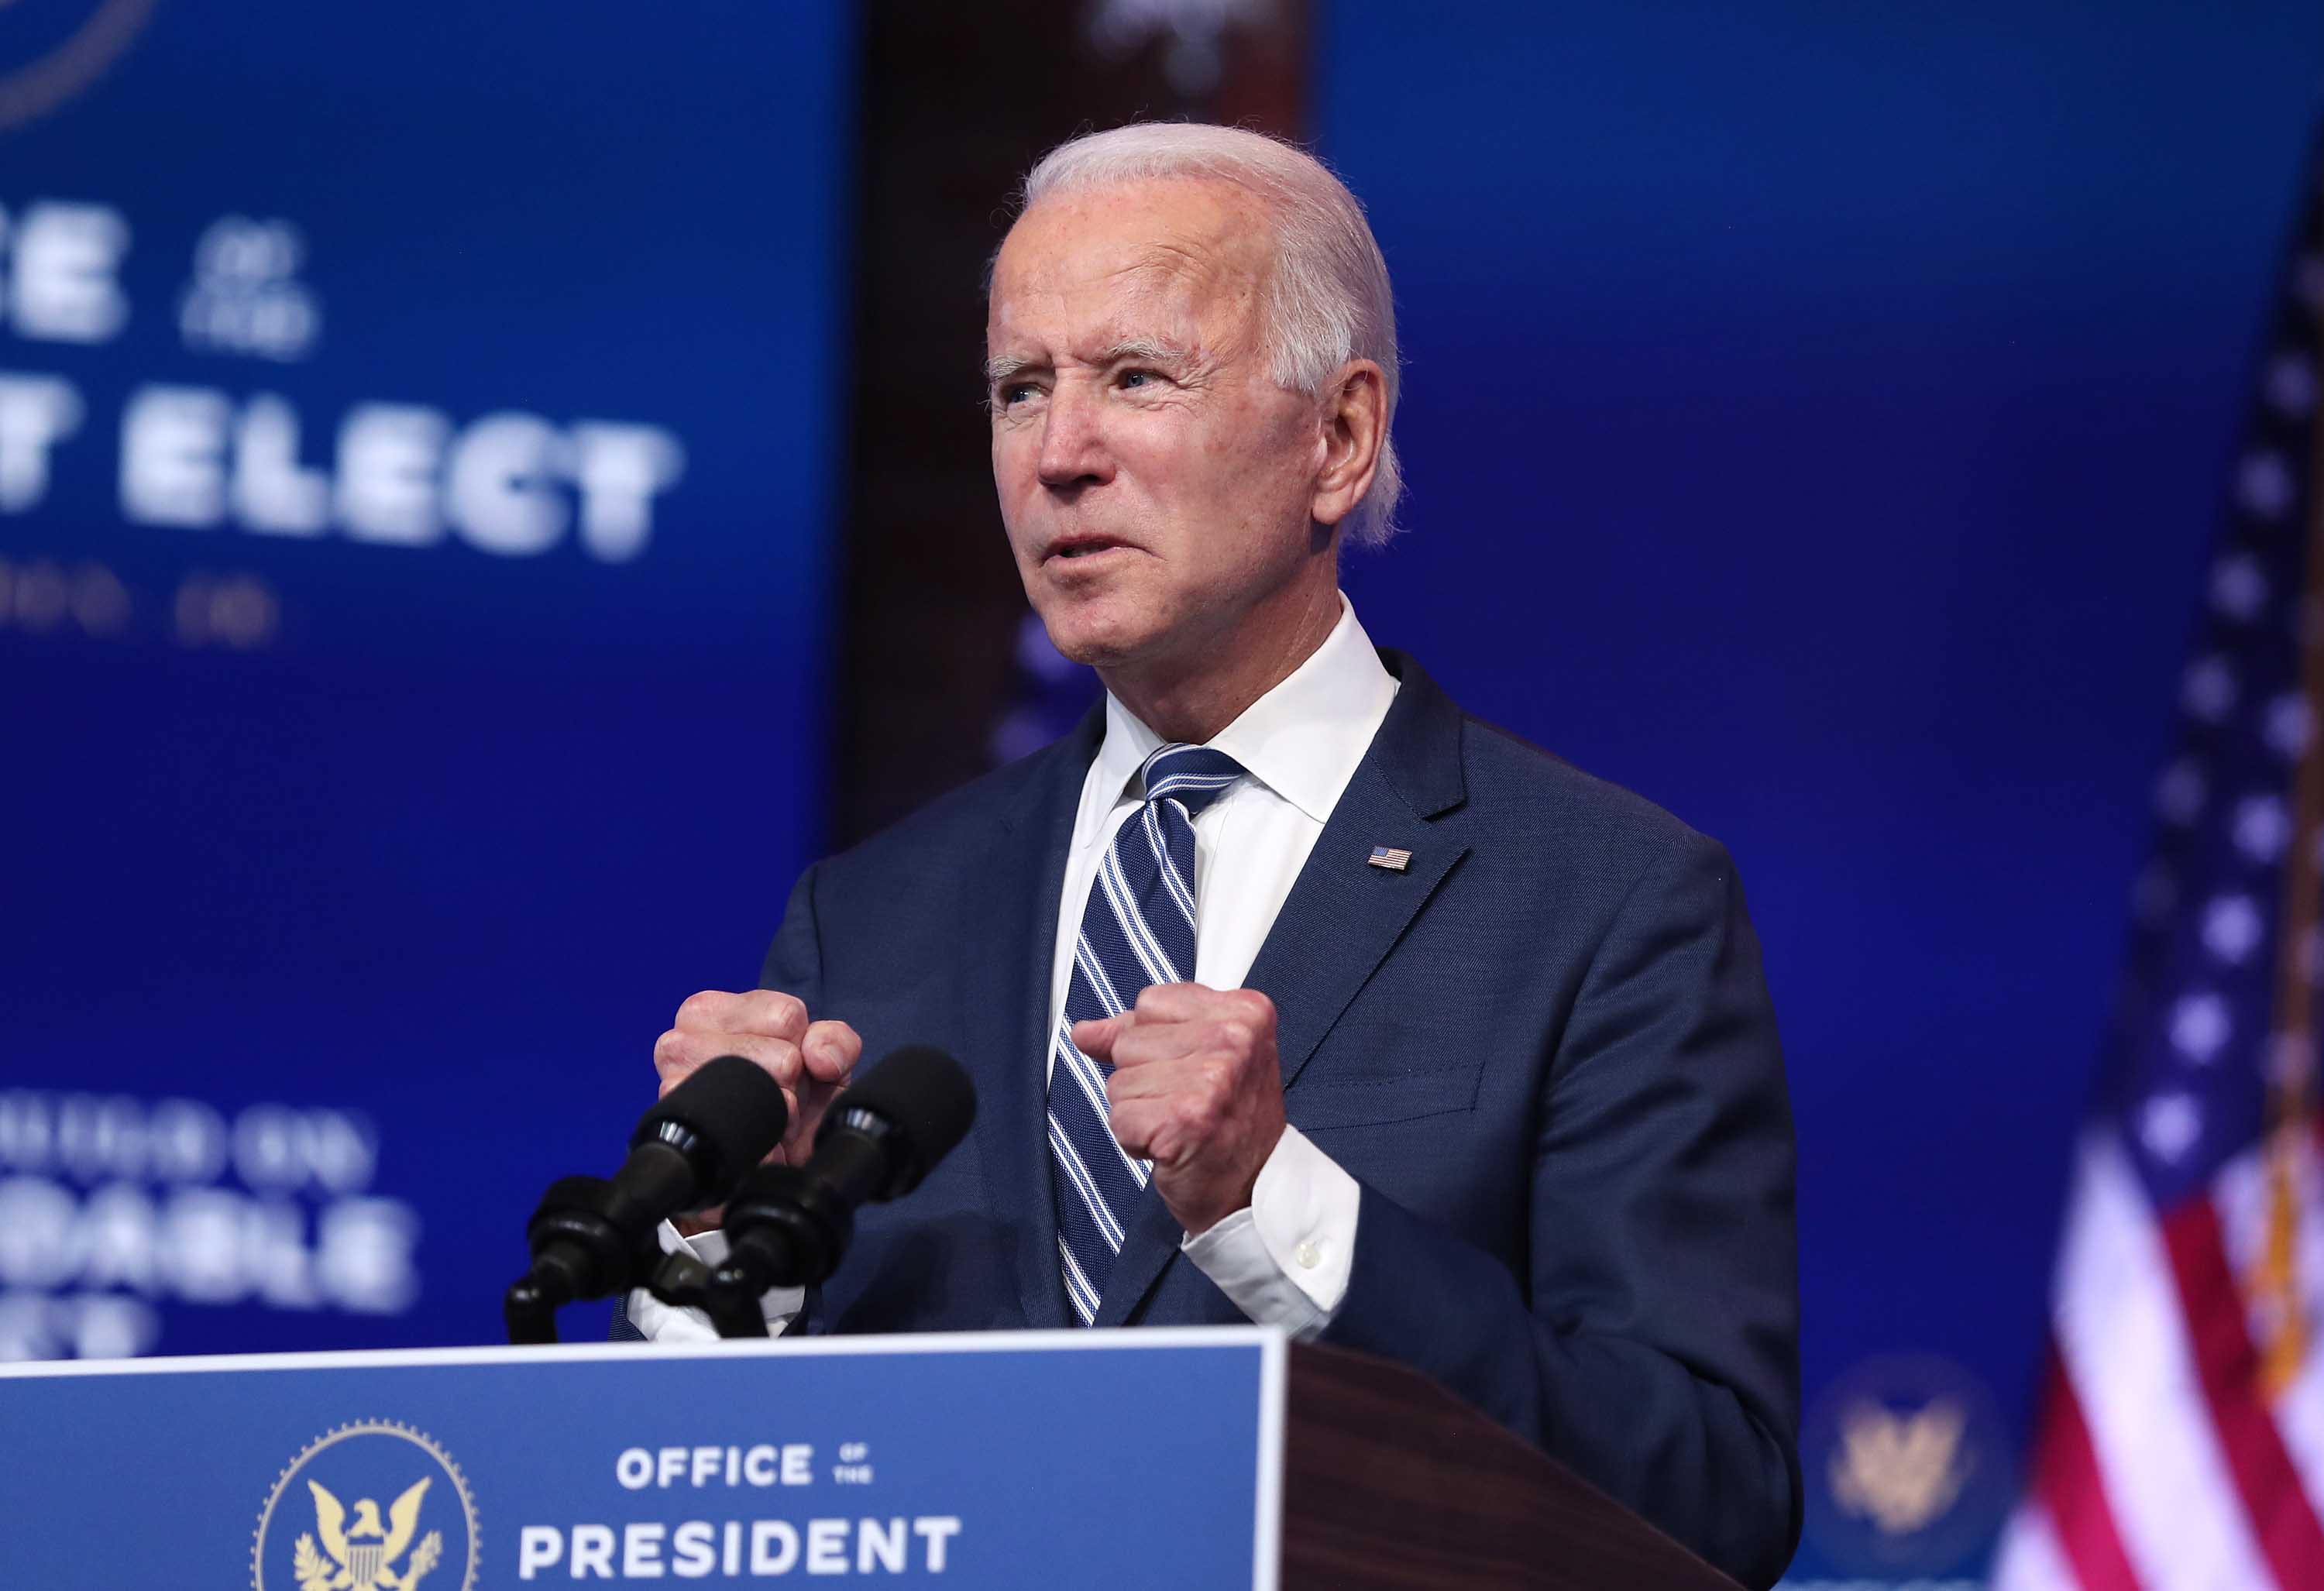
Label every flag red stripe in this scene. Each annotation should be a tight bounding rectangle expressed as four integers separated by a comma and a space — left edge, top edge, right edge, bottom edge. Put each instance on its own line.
2159, 1198, 2324, 1587
2030, 1343, 2141, 1590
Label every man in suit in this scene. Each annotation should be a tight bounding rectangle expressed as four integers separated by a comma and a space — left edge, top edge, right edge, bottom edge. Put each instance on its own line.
627, 123, 1800, 1586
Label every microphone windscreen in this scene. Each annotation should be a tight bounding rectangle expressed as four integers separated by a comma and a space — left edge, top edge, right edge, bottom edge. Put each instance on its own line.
631, 1054, 789, 1194
830, 1045, 977, 1175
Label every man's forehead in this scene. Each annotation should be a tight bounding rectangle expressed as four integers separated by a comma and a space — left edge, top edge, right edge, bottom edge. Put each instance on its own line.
988, 263, 1200, 351
995, 232, 1227, 305
988, 181, 1267, 326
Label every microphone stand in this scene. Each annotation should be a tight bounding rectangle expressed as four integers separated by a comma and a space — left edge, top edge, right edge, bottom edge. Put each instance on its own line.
657, 1250, 771, 1339
502, 1179, 767, 1343
505, 1175, 635, 1345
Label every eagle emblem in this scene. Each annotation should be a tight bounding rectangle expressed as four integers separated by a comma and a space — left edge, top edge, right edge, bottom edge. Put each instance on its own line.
291, 1477, 443, 1591
1827, 1396, 1971, 1536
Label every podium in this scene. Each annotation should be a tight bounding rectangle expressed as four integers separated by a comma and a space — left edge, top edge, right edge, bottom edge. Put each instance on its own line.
0, 1328, 1742, 1588
1285, 1340, 1743, 1589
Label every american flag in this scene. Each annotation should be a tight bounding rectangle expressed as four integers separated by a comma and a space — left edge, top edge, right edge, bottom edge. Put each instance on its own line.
1993, 132, 2324, 1589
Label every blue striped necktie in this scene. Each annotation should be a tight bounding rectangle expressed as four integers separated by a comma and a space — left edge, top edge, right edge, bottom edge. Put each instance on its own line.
1047, 741, 1246, 1325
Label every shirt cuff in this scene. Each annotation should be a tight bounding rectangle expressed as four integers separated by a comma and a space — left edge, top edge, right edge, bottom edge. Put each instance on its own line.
624, 1221, 806, 1343
1181, 1124, 1359, 1338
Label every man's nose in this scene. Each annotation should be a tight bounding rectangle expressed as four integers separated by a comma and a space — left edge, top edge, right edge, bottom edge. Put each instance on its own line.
1036, 382, 1112, 490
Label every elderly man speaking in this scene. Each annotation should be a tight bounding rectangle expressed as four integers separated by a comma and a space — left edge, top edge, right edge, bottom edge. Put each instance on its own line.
627, 123, 1800, 1586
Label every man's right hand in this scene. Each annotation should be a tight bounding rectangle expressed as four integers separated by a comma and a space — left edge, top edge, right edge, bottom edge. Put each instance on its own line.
653, 990, 863, 1235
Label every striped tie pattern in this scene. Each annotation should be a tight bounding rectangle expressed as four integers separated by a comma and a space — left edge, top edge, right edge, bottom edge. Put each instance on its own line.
1048, 742, 1246, 1325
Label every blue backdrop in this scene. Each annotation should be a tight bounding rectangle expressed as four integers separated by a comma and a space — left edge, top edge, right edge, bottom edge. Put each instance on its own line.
0, 5, 853, 1357
11, 2, 2324, 1581
1318, 1, 2324, 1579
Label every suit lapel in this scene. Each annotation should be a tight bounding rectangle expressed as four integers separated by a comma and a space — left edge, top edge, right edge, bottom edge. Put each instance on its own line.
967, 704, 1103, 1331
1247, 780, 1467, 1094
1095, 651, 1470, 1326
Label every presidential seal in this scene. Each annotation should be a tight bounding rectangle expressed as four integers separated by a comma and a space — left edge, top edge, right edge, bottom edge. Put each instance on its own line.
1803, 1352, 2011, 1576
253, 1421, 478, 1591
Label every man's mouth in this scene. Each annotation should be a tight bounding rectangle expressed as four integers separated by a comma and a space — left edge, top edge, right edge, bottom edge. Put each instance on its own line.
1045, 535, 1130, 562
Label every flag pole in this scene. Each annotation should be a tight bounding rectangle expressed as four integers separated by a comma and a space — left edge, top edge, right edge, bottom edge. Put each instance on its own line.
2257, 223, 2324, 1395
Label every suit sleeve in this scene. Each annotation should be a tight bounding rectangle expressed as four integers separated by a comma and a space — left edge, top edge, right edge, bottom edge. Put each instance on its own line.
758, 861, 827, 1009
1319, 830, 1802, 1589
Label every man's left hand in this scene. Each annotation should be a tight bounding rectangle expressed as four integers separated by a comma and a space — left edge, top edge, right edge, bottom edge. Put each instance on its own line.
1073, 983, 1287, 1237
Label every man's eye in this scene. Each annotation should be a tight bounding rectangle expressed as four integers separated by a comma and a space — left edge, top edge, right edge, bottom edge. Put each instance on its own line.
999, 383, 1038, 406
1118, 369, 1157, 390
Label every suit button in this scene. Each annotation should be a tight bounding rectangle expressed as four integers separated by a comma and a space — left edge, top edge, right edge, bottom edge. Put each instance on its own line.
1294, 1240, 1322, 1270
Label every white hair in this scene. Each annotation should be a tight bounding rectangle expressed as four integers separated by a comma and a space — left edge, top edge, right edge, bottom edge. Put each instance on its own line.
1016, 122, 1405, 548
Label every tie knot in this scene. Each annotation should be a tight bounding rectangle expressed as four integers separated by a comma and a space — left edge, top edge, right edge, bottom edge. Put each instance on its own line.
1138, 743, 1246, 819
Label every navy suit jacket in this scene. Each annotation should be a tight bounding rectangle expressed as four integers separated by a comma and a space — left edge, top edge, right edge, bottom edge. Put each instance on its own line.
636, 650, 1800, 1586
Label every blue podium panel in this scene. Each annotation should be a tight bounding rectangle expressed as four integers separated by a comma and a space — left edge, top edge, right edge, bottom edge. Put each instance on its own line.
0, 1328, 1287, 1587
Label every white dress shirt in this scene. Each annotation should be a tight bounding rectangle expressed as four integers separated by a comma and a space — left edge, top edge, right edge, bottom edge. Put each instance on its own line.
631, 595, 1396, 1342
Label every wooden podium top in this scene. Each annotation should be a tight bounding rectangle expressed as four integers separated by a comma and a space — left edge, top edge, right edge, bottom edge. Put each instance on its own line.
1285, 1342, 1746, 1590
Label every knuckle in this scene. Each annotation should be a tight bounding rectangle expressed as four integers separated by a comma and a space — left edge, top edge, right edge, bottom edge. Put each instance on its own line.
809, 1019, 865, 1062
747, 990, 807, 1033
675, 989, 726, 1028
651, 1029, 689, 1071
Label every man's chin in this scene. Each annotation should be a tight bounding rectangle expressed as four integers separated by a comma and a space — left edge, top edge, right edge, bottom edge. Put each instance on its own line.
1045, 628, 1136, 670
1036, 609, 1163, 672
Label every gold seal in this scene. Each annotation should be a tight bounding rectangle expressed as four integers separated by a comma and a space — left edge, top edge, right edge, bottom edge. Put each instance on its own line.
1827, 1395, 1971, 1536
252, 1421, 478, 1591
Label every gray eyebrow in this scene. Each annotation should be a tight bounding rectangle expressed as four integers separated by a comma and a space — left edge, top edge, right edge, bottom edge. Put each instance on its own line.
985, 340, 1198, 389
1096, 338, 1196, 367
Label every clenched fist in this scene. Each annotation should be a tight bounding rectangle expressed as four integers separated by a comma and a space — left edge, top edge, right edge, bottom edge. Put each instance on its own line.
1072, 983, 1287, 1238
653, 990, 861, 1233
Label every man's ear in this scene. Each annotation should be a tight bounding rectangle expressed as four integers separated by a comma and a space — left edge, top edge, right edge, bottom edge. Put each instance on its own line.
1310, 359, 1387, 529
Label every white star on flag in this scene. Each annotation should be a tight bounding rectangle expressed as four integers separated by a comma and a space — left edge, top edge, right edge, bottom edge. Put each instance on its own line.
2138, 1093, 2203, 1162
2239, 452, 2295, 518
2169, 993, 2231, 1064
2212, 554, 2270, 619
2234, 795, 2291, 860
2267, 692, 2312, 756
2183, 658, 2239, 721
2202, 896, 2264, 964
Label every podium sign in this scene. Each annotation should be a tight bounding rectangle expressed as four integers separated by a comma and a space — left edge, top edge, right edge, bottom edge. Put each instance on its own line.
0, 1328, 1286, 1587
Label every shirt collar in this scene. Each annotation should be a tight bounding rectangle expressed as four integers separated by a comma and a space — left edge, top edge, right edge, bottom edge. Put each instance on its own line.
1094, 593, 1399, 826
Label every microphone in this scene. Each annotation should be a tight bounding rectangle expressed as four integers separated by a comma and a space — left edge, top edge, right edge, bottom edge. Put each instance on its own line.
708, 1046, 976, 1315
505, 1054, 789, 1342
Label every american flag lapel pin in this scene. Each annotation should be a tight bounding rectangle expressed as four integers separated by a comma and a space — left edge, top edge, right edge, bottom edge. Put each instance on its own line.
1367, 845, 1412, 871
